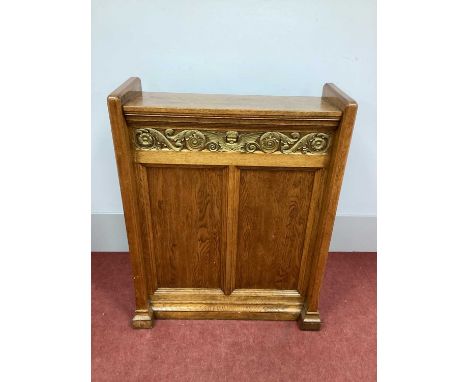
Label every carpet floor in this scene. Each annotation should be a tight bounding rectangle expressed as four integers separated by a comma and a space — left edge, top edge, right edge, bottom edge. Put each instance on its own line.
92, 252, 376, 381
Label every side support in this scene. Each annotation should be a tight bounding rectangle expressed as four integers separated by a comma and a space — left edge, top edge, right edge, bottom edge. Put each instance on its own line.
298, 83, 358, 330
107, 77, 154, 329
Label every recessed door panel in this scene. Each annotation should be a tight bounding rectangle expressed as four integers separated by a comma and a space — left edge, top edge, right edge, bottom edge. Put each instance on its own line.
236, 168, 315, 290
146, 166, 226, 288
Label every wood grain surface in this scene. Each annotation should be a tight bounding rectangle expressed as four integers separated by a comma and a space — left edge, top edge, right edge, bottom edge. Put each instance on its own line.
236, 168, 316, 290
108, 78, 357, 330
123, 92, 342, 117
107, 77, 154, 328
300, 84, 358, 330
136, 150, 329, 168
147, 166, 226, 289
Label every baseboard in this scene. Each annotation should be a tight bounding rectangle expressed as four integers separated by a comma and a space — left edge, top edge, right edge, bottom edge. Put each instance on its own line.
91, 213, 376, 252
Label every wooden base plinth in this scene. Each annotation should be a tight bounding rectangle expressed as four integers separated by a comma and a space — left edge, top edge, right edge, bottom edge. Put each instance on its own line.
150, 288, 303, 322
132, 309, 154, 329
130, 290, 323, 330
297, 310, 321, 331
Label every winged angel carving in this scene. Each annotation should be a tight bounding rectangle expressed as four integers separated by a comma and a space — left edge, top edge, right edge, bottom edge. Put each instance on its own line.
134, 128, 330, 154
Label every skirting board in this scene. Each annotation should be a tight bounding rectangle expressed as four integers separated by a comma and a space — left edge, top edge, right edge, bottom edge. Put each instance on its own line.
91, 213, 376, 252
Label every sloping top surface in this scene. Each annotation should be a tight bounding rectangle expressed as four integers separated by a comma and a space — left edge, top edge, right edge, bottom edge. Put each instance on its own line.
123, 92, 342, 117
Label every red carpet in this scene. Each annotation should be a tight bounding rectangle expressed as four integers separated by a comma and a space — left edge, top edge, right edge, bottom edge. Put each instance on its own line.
92, 252, 376, 381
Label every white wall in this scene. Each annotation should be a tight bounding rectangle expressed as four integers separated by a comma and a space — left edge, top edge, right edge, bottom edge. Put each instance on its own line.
92, 0, 376, 251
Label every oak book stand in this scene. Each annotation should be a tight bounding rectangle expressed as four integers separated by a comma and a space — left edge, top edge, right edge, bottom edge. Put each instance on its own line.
108, 78, 357, 330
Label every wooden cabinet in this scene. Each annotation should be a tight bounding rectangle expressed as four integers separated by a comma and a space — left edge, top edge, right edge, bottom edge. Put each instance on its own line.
108, 77, 357, 330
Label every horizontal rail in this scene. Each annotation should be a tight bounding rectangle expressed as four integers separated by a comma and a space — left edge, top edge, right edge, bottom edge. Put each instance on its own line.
135, 150, 330, 168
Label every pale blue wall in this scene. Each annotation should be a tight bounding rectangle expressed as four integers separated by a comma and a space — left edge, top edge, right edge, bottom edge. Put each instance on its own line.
92, 0, 376, 216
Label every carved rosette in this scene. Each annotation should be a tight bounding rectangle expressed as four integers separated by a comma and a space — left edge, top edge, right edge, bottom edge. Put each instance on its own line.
134, 128, 330, 155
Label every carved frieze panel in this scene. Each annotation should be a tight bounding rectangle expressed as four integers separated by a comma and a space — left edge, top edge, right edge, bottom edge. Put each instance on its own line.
134, 128, 331, 155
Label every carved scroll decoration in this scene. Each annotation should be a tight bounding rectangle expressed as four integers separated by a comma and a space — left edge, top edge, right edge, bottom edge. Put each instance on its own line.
134, 128, 330, 155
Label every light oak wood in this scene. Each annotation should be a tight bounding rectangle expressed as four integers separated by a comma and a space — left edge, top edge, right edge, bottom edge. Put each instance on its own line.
300, 84, 358, 330
136, 150, 330, 168
124, 92, 342, 117
147, 166, 225, 288
297, 169, 326, 295
125, 114, 341, 129
224, 166, 240, 295
108, 78, 357, 330
135, 164, 157, 292
236, 168, 315, 290
124, 91, 342, 129
107, 78, 153, 328
151, 288, 303, 320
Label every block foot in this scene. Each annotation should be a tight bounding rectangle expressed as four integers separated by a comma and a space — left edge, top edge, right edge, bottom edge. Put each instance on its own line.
298, 310, 321, 331
132, 309, 154, 329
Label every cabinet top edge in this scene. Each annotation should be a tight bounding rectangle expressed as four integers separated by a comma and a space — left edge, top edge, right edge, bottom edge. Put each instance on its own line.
122, 91, 343, 117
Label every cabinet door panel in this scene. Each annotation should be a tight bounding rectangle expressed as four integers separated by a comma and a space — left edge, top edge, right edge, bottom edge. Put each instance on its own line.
147, 166, 226, 288
236, 168, 315, 290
